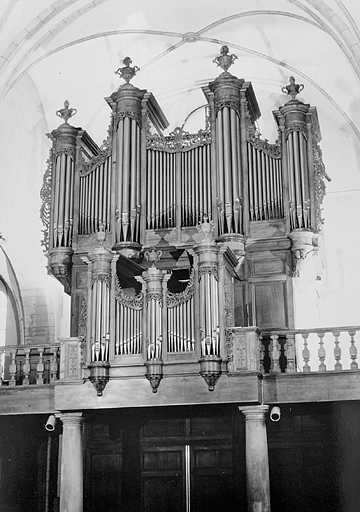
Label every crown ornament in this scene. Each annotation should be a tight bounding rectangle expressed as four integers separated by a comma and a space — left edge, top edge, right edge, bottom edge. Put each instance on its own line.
115, 56, 140, 84
213, 46, 237, 74
281, 76, 304, 101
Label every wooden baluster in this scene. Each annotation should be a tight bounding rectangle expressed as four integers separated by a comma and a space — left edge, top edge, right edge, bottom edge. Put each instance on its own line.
302, 333, 310, 372
349, 329, 358, 370
23, 348, 31, 385
8, 349, 17, 385
333, 330, 342, 371
285, 334, 296, 373
259, 333, 264, 373
50, 348, 58, 383
270, 334, 280, 373
37, 348, 45, 385
317, 332, 326, 371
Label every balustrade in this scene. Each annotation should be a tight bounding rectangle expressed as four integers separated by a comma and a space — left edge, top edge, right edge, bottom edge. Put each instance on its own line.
260, 326, 360, 374
0, 345, 60, 386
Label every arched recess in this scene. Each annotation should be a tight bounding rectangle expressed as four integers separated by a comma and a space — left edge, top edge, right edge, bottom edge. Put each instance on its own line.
0, 245, 25, 345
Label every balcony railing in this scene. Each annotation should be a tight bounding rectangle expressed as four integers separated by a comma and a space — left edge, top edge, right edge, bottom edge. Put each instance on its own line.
259, 326, 360, 374
0, 326, 359, 387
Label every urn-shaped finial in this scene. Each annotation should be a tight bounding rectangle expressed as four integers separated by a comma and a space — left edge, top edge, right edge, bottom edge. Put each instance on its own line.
213, 45, 238, 74
144, 246, 162, 267
281, 76, 304, 101
115, 56, 140, 83
56, 100, 77, 124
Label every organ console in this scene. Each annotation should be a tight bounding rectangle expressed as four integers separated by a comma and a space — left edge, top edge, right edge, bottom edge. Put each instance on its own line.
41, 46, 328, 394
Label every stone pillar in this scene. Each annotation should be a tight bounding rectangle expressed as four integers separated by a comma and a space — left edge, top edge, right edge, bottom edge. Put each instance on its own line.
59, 413, 84, 512
239, 405, 271, 512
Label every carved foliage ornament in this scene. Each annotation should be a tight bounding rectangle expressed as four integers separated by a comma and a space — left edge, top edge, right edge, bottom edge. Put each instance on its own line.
146, 292, 163, 306
146, 127, 211, 152
167, 268, 195, 308
115, 275, 143, 310
40, 149, 52, 254
91, 273, 111, 288
116, 110, 142, 129
215, 99, 240, 116
198, 265, 218, 281
285, 124, 307, 141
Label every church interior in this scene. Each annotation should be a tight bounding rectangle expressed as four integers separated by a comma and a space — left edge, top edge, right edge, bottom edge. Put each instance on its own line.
0, 1, 360, 511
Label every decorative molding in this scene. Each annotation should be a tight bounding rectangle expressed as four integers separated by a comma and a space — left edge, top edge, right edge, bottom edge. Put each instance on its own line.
40, 149, 52, 254
167, 268, 195, 308
146, 126, 211, 151
198, 265, 218, 281
115, 276, 143, 309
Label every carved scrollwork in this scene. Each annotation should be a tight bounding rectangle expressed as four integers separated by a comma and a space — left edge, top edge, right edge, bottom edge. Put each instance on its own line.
312, 130, 330, 232
114, 276, 143, 309
91, 273, 111, 288
167, 268, 195, 308
80, 120, 113, 175
146, 127, 211, 151
40, 149, 52, 254
198, 265, 218, 281
245, 105, 281, 158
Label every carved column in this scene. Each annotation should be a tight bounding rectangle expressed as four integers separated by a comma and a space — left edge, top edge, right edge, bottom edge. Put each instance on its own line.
105, 59, 144, 256
59, 412, 84, 512
273, 78, 328, 277
47, 102, 79, 294
137, 248, 171, 392
85, 245, 113, 396
193, 220, 222, 390
239, 405, 271, 512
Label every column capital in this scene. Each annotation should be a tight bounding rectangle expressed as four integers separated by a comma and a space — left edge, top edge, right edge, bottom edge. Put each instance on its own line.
239, 405, 269, 421
58, 412, 84, 428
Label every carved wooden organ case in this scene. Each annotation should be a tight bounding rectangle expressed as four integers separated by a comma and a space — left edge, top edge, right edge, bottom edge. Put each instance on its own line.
41, 48, 328, 394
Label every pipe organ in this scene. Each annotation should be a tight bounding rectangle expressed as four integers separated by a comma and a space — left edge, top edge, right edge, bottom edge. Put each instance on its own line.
41, 47, 328, 394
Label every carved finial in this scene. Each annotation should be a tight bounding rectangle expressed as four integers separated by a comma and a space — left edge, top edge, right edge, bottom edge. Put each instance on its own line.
281, 76, 304, 101
213, 45, 237, 73
93, 223, 107, 245
56, 100, 77, 124
144, 246, 162, 267
115, 56, 140, 83
197, 214, 215, 240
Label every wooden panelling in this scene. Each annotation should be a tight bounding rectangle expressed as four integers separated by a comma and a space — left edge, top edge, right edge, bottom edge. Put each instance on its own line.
253, 281, 288, 328
0, 386, 55, 415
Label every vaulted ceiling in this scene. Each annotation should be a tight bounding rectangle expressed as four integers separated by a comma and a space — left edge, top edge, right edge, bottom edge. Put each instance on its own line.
0, 0, 359, 331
